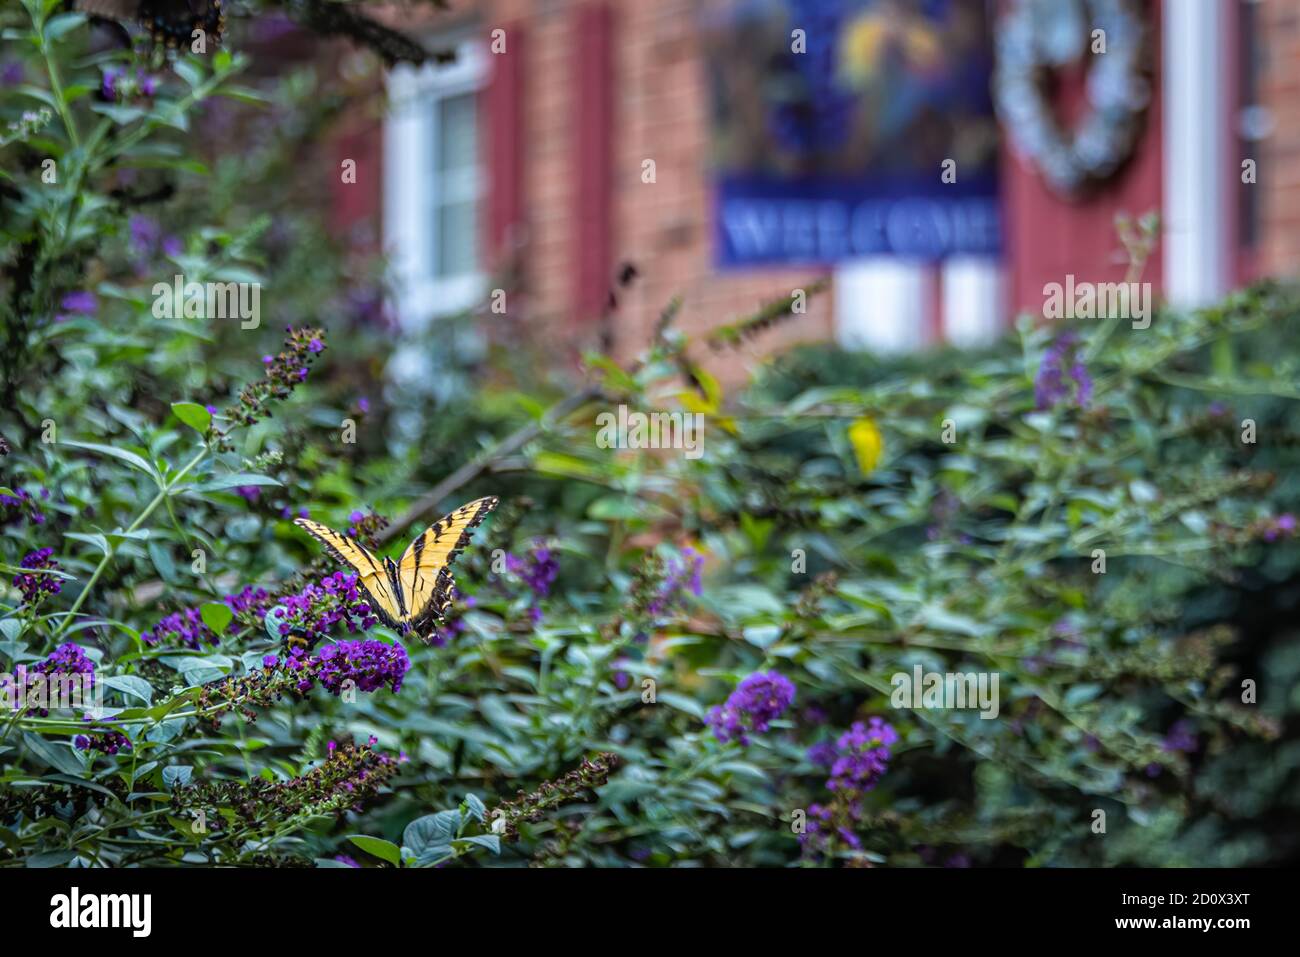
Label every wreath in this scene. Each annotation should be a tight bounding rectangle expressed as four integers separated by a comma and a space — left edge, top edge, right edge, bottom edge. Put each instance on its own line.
993, 0, 1151, 197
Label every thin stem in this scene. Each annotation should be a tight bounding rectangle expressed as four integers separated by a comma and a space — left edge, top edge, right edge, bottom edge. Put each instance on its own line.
52, 446, 208, 640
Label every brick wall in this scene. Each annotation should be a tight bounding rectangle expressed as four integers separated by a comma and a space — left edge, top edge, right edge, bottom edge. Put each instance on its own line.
370, 0, 1300, 380
380, 0, 834, 383
1258, 0, 1300, 278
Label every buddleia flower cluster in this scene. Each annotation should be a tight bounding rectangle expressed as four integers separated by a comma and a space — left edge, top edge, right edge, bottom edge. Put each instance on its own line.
171, 738, 402, 841
2, 642, 95, 717
1034, 332, 1093, 410
802, 717, 899, 858
275, 571, 381, 642
1, 486, 48, 527
488, 752, 620, 840
143, 585, 276, 649
75, 728, 132, 756
223, 326, 326, 431
195, 639, 409, 726
611, 546, 704, 637
706, 671, 796, 745
505, 539, 559, 621
646, 547, 703, 617
12, 548, 61, 606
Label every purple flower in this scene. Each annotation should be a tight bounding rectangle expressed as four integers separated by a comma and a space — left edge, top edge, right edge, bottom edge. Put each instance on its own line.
75, 728, 132, 755
56, 291, 97, 322
143, 607, 209, 649
334, 854, 361, 868
706, 671, 796, 744
276, 571, 381, 640
506, 540, 560, 617
1034, 333, 1093, 411
224, 585, 274, 620
234, 485, 261, 503
225, 328, 325, 428
100, 67, 157, 103
2, 487, 47, 527
129, 215, 161, 255
1, 62, 23, 87
1161, 719, 1198, 754
311, 639, 410, 695
806, 740, 837, 767
12, 548, 61, 605
647, 547, 703, 617
824, 717, 898, 794
510, 545, 559, 597
33, 642, 95, 683
1262, 512, 1297, 543
101, 66, 125, 101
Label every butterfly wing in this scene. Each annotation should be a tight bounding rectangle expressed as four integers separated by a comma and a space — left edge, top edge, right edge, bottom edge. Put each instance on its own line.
398, 496, 499, 636
294, 518, 405, 630
75, 0, 137, 17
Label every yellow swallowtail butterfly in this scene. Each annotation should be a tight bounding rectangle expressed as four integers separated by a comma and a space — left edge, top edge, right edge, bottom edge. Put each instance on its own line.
294, 496, 498, 642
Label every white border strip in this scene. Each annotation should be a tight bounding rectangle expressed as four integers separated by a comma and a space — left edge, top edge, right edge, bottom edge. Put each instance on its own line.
1162, 0, 1229, 306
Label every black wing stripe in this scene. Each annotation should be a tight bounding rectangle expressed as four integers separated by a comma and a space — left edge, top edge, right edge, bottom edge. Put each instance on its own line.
294, 519, 404, 630
406, 497, 499, 634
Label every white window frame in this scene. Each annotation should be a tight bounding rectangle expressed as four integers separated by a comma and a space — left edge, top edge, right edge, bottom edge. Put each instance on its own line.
384, 36, 488, 329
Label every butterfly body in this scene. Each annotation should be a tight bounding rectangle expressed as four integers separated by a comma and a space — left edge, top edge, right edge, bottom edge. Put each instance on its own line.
78, 0, 226, 47
295, 496, 498, 641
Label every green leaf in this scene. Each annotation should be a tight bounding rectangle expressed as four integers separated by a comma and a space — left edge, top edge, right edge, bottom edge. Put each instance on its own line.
403, 810, 461, 856
196, 473, 282, 492
22, 732, 85, 776
453, 834, 500, 855
101, 674, 153, 705
27, 849, 77, 868
348, 835, 402, 865
171, 401, 212, 433
462, 793, 487, 823
171, 58, 204, 89
148, 540, 179, 584
263, 606, 288, 641
199, 602, 233, 636
162, 765, 193, 790
42, 11, 86, 41
89, 102, 148, 125
61, 440, 159, 480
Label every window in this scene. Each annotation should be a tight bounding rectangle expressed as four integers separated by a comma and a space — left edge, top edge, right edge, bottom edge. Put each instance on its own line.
385, 37, 487, 327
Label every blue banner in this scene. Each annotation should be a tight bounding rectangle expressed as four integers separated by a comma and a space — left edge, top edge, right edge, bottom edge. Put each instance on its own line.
703, 0, 1001, 266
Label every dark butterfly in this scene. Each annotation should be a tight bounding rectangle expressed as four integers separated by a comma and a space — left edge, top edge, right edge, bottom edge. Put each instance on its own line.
77, 0, 452, 66
77, 0, 226, 49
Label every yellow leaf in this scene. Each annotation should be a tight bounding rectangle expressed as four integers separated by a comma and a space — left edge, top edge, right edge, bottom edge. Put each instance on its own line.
848, 417, 884, 474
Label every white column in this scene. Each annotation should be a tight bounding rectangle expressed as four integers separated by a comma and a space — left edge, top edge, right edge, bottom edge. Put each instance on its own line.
383, 64, 433, 331
834, 258, 931, 353
1163, 0, 1229, 306
942, 257, 1004, 347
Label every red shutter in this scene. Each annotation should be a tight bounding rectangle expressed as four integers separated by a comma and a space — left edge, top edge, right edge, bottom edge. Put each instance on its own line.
1002, 0, 1164, 318
572, 3, 614, 321
485, 22, 526, 267
332, 121, 383, 252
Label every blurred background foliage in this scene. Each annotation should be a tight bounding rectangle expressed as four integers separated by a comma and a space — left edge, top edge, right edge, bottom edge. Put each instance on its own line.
1, 0, 1297, 867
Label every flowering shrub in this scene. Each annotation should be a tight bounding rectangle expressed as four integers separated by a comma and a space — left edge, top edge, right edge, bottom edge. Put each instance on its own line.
1, 3, 1298, 870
